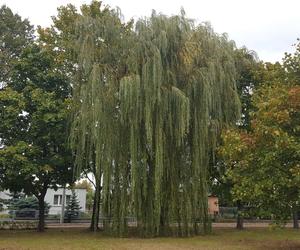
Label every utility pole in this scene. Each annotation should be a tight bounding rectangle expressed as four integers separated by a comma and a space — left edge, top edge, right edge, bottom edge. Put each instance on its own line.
60, 186, 66, 224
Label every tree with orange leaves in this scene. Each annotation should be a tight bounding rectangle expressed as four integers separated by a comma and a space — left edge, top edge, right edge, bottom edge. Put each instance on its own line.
220, 59, 300, 228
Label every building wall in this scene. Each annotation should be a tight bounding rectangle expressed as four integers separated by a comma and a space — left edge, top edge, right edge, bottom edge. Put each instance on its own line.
0, 190, 10, 213
0, 188, 86, 215
0, 190, 10, 200
45, 188, 86, 215
208, 196, 219, 215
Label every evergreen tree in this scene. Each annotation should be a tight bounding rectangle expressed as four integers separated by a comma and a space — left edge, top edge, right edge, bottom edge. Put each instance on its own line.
0, 198, 4, 211
65, 190, 81, 223
74, 180, 94, 211
8, 196, 50, 218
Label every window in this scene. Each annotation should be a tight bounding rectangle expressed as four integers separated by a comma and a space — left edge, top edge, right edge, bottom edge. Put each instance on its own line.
53, 194, 71, 205
66, 195, 71, 205
53, 195, 62, 205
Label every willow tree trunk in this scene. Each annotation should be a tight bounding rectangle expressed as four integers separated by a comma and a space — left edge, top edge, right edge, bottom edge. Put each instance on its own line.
90, 183, 101, 231
292, 207, 299, 229
236, 201, 244, 230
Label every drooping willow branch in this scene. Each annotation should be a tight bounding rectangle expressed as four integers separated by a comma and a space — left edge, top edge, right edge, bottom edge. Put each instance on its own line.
70, 7, 240, 237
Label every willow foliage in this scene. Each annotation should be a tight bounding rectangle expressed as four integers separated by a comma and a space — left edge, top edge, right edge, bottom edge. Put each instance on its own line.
70, 4, 240, 237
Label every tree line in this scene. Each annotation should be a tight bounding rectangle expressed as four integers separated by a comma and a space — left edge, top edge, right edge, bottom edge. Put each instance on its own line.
0, 1, 299, 235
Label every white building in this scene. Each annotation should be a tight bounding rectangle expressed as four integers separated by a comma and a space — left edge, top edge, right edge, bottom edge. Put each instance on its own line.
0, 188, 86, 215
45, 188, 86, 215
0, 190, 10, 201
0, 190, 10, 213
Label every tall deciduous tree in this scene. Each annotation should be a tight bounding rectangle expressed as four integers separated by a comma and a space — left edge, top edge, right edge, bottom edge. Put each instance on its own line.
210, 48, 260, 229
0, 44, 73, 232
70, 4, 241, 236
0, 5, 34, 84
220, 43, 300, 228
67, 1, 133, 232
38, 1, 128, 231
220, 83, 300, 228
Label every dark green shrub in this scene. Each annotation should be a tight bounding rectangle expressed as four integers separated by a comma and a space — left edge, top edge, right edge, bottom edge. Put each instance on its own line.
9, 196, 50, 218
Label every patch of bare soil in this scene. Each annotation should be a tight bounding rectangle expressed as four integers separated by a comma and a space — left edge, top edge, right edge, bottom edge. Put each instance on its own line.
257, 240, 300, 250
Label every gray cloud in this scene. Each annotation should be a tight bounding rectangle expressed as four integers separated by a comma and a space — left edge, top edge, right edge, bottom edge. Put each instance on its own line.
3, 0, 299, 62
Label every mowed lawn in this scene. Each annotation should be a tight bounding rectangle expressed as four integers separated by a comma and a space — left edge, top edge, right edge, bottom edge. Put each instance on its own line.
0, 228, 299, 250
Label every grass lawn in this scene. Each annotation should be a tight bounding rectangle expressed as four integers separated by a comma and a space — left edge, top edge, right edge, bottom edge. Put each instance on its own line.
0, 228, 299, 250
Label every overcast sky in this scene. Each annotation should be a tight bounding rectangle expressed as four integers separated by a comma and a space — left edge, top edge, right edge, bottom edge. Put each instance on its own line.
2, 0, 300, 62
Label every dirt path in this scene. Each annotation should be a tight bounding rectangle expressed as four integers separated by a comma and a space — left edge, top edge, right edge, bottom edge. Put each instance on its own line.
46, 222, 295, 229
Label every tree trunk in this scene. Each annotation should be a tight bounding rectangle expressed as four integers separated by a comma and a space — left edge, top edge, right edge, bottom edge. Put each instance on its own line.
96, 188, 101, 228
37, 192, 46, 232
90, 191, 98, 231
90, 182, 101, 232
91, 198, 96, 230
236, 201, 244, 230
292, 208, 299, 229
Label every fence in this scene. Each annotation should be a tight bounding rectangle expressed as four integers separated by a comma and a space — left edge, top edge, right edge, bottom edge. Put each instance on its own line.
2, 208, 239, 222
0, 209, 94, 223
218, 207, 238, 219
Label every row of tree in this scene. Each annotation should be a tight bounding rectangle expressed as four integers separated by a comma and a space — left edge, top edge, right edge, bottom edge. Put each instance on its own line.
219, 54, 300, 228
0, 0, 299, 235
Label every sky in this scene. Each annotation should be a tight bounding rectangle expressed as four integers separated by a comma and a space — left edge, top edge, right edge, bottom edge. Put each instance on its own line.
2, 0, 300, 62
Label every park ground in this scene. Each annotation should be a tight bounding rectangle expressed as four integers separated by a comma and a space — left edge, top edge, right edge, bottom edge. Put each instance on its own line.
0, 228, 299, 250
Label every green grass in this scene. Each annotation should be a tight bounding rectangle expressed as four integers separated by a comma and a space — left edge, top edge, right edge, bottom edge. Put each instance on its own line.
0, 228, 299, 250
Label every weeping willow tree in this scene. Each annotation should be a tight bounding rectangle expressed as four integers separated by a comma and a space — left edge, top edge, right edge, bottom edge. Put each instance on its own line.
70, 2, 240, 237
69, 1, 133, 231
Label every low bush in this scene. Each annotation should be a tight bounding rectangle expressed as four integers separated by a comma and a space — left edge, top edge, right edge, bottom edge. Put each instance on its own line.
0, 213, 11, 219
0, 221, 37, 230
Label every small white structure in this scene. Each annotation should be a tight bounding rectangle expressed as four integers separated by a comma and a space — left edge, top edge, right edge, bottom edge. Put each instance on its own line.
0, 190, 10, 213
45, 188, 86, 215
0, 190, 10, 200
0, 188, 86, 215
